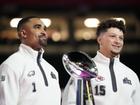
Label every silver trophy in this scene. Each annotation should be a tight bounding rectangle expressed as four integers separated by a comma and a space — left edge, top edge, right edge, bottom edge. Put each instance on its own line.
62, 51, 98, 105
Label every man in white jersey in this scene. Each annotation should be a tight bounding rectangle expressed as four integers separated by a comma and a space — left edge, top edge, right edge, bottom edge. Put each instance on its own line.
62, 19, 140, 105
0, 16, 61, 105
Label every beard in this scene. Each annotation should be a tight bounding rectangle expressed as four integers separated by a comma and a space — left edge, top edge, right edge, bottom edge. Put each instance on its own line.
110, 49, 122, 57
38, 35, 48, 47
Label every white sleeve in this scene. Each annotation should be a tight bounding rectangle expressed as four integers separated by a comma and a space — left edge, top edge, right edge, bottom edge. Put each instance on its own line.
132, 74, 140, 105
0, 64, 19, 105
62, 77, 77, 105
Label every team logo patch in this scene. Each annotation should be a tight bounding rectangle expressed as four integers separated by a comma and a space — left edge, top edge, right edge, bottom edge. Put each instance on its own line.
123, 77, 132, 85
1, 75, 5, 81
28, 71, 35, 77
50, 72, 56, 79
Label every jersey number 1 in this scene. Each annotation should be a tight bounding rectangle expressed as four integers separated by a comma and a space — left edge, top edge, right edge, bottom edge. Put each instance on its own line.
32, 82, 37, 92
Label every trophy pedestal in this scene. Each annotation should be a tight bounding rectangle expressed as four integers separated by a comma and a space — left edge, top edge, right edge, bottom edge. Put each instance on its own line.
77, 79, 95, 105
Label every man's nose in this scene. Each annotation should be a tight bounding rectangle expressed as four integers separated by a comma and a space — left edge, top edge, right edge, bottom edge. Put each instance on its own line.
115, 37, 122, 43
40, 30, 48, 38
41, 29, 47, 35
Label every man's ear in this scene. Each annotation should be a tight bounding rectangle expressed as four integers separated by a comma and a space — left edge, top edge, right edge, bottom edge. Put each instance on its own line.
97, 36, 101, 45
20, 30, 27, 39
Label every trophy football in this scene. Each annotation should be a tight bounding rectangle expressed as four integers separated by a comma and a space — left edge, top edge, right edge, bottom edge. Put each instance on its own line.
62, 51, 98, 105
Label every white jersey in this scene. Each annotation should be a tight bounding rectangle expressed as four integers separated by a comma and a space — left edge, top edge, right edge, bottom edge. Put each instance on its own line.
0, 44, 61, 105
62, 51, 140, 105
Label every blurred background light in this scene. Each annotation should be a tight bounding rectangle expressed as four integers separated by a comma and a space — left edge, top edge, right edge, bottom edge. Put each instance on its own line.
84, 18, 100, 28
10, 18, 51, 28
10, 18, 22, 28
52, 31, 61, 42
41, 18, 51, 27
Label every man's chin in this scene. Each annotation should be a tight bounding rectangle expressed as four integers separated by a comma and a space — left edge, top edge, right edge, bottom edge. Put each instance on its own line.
41, 42, 47, 47
39, 39, 48, 47
111, 50, 121, 56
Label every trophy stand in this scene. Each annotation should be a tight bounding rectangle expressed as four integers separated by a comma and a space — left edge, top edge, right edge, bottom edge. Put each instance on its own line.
76, 79, 95, 105
62, 51, 98, 105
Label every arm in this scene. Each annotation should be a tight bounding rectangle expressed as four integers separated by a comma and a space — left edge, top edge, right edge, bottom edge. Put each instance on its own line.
132, 74, 140, 105
0, 64, 19, 105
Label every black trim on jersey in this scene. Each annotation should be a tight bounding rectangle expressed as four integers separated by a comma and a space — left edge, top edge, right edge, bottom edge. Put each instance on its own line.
37, 51, 48, 86
109, 58, 117, 92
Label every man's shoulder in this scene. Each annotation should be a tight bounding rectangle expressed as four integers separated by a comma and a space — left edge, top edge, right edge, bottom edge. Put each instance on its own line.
119, 62, 138, 76
1, 51, 26, 68
5, 51, 23, 61
119, 62, 132, 70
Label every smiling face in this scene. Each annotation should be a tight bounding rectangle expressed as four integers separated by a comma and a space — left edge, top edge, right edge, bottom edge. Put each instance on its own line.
97, 27, 124, 58
19, 18, 48, 51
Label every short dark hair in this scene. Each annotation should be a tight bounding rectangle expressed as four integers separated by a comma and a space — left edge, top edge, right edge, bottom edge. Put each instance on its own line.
17, 16, 38, 31
96, 19, 126, 37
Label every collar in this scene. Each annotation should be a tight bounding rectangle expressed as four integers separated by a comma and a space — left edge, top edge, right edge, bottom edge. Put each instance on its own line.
19, 44, 44, 60
93, 51, 120, 64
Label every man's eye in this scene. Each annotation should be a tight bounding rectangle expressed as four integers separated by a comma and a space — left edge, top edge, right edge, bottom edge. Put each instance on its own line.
36, 26, 41, 29
34, 25, 41, 29
120, 37, 124, 40
110, 35, 115, 37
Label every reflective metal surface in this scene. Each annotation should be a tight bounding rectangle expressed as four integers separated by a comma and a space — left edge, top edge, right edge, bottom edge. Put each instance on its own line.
62, 51, 98, 79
